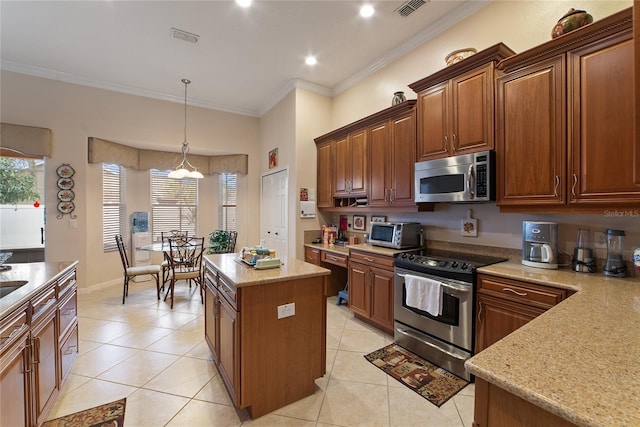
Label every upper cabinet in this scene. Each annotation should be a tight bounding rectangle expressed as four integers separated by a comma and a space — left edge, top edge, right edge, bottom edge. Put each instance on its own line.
409, 43, 515, 162
315, 101, 430, 212
497, 8, 639, 210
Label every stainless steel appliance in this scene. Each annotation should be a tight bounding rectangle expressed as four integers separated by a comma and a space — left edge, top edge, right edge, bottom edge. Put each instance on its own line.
393, 249, 507, 381
572, 228, 596, 273
414, 150, 495, 203
368, 222, 422, 249
522, 221, 558, 269
604, 229, 626, 277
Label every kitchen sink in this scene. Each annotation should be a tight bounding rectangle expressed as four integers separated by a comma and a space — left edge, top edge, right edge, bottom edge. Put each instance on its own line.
0, 280, 29, 298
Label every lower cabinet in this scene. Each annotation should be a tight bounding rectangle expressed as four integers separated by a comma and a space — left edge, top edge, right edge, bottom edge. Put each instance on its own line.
475, 273, 568, 353
0, 265, 78, 427
348, 250, 394, 335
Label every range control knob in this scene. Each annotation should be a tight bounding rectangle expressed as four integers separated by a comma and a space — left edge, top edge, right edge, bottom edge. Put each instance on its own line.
461, 263, 469, 270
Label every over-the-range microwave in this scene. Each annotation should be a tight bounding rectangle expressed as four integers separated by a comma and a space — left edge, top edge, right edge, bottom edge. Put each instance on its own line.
414, 150, 495, 203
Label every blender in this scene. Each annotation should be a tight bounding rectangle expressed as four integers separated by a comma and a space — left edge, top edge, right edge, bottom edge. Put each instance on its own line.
603, 229, 627, 277
572, 229, 596, 273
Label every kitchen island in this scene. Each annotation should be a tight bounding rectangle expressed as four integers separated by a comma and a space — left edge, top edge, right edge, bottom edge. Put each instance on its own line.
466, 261, 640, 427
203, 253, 330, 418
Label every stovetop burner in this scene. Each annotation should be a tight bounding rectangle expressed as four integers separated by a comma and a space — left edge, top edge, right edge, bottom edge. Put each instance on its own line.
394, 248, 507, 280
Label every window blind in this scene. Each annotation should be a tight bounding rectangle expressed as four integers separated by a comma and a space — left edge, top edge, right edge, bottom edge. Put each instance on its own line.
103, 164, 125, 251
219, 173, 237, 232
151, 169, 198, 241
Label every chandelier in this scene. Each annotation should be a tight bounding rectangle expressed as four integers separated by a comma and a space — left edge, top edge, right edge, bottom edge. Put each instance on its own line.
168, 78, 204, 179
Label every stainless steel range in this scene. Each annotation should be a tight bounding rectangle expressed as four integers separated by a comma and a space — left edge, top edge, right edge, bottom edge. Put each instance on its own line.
393, 249, 506, 381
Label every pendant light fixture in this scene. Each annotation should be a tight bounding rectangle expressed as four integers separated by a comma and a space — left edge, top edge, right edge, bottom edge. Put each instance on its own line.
168, 78, 204, 179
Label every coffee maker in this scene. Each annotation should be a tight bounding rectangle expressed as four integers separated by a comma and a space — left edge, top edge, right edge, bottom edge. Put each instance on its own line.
522, 221, 558, 269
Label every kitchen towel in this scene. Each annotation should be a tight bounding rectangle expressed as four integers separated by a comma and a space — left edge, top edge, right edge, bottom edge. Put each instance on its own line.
404, 274, 442, 316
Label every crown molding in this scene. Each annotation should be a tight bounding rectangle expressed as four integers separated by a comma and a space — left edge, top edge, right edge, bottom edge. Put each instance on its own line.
333, 0, 490, 95
257, 79, 332, 117
1, 60, 261, 117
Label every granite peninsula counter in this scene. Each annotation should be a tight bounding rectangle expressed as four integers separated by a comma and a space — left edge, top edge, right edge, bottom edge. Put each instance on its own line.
203, 253, 330, 418
466, 261, 640, 427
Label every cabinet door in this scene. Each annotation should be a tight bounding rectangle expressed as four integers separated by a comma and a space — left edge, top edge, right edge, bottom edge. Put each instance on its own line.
334, 136, 349, 195
368, 121, 391, 207
218, 295, 239, 405
316, 141, 334, 208
349, 129, 368, 195
348, 261, 370, 318
497, 55, 566, 207
31, 310, 58, 426
390, 111, 416, 206
416, 82, 449, 161
369, 266, 394, 333
0, 332, 30, 427
204, 281, 220, 363
568, 32, 640, 204
475, 294, 545, 354
451, 63, 494, 155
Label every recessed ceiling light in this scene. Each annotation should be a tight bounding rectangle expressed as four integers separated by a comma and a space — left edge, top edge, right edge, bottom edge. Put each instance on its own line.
360, 4, 375, 18
305, 56, 317, 66
236, 0, 252, 8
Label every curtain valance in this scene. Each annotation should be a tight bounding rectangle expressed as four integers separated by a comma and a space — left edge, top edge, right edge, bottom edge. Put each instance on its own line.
0, 123, 52, 158
88, 137, 248, 175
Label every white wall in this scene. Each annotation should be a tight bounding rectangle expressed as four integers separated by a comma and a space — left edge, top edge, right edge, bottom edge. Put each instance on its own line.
0, 71, 261, 289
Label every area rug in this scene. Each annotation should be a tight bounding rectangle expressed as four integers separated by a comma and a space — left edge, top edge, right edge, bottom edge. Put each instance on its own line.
364, 344, 468, 407
42, 398, 126, 427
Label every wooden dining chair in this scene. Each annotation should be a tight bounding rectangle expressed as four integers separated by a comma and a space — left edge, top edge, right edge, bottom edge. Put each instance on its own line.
160, 230, 189, 289
164, 236, 205, 309
115, 234, 162, 304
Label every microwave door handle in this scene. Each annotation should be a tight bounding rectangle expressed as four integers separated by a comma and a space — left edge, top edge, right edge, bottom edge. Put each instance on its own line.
467, 164, 475, 199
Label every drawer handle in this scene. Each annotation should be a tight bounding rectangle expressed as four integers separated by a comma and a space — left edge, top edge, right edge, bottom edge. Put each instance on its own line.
363, 256, 374, 262
62, 308, 76, 316
63, 345, 77, 355
3, 323, 28, 342
328, 255, 342, 262
503, 287, 528, 296
35, 297, 57, 311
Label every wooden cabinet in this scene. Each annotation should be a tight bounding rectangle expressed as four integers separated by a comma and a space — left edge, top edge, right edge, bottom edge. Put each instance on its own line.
497, 8, 639, 210
348, 250, 394, 334
409, 44, 515, 162
304, 247, 320, 265
334, 130, 367, 197
475, 274, 568, 353
369, 110, 417, 207
0, 265, 78, 427
314, 101, 430, 213
316, 141, 334, 208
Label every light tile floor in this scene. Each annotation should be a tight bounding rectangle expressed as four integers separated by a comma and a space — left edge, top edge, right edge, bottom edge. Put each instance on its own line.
48, 279, 474, 426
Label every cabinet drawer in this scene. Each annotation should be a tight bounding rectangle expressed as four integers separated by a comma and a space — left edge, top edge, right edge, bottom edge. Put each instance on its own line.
321, 251, 348, 268
57, 268, 77, 297
478, 274, 566, 309
0, 304, 29, 352
58, 290, 77, 338
305, 247, 320, 265
205, 262, 217, 284
31, 285, 57, 325
218, 274, 237, 308
60, 325, 78, 382
349, 250, 394, 269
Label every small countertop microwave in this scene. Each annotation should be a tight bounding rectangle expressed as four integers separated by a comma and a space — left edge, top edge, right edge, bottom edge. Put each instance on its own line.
368, 222, 422, 249
414, 150, 495, 203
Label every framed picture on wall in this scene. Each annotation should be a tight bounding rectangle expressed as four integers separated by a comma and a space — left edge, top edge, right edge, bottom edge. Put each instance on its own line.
371, 215, 386, 223
352, 215, 365, 231
269, 148, 278, 169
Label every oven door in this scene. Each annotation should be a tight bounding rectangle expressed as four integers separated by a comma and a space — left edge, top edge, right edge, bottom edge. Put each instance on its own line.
394, 268, 473, 352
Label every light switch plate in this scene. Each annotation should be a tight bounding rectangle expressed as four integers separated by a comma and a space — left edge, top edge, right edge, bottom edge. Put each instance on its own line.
277, 303, 295, 319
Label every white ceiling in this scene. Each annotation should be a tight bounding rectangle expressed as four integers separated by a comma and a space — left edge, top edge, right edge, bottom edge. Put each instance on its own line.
1, 0, 488, 117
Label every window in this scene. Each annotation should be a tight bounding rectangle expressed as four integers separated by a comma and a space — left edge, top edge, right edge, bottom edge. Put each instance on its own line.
151, 169, 198, 241
103, 163, 125, 251
219, 173, 237, 231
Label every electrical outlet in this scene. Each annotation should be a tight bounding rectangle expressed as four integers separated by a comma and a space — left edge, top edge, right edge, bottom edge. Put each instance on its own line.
277, 303, 295, 319
594, 231, 606, 249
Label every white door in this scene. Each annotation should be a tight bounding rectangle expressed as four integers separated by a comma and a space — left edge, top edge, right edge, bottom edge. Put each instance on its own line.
261, 170, 288, 261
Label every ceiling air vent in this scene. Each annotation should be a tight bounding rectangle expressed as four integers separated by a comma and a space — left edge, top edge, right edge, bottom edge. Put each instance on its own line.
170, 27, 199, 44
395, 0, 427, 17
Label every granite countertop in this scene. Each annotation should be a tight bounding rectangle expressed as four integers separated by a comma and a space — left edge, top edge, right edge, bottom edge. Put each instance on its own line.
205, 253, 330, 288
304, 242, 406, 257
466, 261, 640, 427
0, 261, 79, 315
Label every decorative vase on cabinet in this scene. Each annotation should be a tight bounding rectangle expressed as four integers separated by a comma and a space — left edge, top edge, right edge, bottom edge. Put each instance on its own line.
392, 91, 406, 106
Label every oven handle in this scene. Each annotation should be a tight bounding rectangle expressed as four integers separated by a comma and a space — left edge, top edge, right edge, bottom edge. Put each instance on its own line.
395, 327, 467, 361
396, 273, 471, 294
